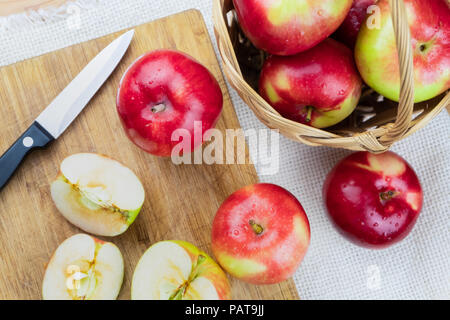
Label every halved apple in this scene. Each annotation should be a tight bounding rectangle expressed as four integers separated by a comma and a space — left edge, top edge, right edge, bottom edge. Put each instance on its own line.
42, 234, 124, 300
50, 153, 145, 237
131, 240, 231, 300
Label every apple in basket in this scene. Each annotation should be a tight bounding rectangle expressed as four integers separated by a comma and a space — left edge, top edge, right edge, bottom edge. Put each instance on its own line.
259, 39, 363, 128
334, 0, 378, 48
131, 240, 231, 300
355, 0, 450, 103
50, 153, 145, 237
116, 49, 223, 157
42, 234, 124, 300
211, 183, 310, 284
232, 0, 353, 55
323, 151, 423, 249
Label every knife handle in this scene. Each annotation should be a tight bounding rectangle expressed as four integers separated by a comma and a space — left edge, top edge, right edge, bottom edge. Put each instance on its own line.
0, 122, 54, 191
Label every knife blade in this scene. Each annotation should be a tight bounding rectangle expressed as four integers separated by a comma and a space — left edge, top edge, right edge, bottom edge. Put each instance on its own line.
0, 30, 134, 190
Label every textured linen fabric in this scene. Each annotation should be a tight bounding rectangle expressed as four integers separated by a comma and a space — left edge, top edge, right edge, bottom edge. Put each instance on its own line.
0, 0, 448, 300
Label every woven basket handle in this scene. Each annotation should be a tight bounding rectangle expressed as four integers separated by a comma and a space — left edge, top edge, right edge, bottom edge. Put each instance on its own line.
377, 0, 415, 147
214, 0, 417, 153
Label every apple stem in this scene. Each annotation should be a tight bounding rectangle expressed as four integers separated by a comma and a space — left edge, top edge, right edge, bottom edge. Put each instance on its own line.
249, 220, 264, 235
151, 103, 166, 113
380, 190, 398, 201
305, 106, 313, 122
168, 255, 206, 300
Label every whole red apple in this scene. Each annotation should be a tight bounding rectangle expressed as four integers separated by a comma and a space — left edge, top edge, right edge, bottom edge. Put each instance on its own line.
259, 39, 362, 128
334, 0, 378, 48
117, 50, 223, 157
232, 0, 353, 55
211, 183, 310, 284
355, 0, 450, 102
323, 151, 423, 249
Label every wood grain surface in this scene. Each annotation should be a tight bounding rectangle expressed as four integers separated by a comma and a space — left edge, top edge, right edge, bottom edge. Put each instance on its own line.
0, 10, 299, 300
0, 0, 66, 16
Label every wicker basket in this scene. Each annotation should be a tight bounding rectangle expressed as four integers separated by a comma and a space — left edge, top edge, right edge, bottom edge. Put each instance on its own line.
213, 0, 450, 153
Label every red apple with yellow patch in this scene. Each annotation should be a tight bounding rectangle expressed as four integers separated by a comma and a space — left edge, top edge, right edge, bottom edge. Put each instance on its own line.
233, 0, 353, 55
323, 151, 423, 249
259, 39, 362, 128
211, 183, 310, 284
355, 0, 450, 102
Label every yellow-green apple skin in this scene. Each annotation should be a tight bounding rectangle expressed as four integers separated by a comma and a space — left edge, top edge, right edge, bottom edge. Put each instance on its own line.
42, 234, 124, 300
355, 0, 450, 103
211, 183, 310, 285
131, 240, 231, 300
232, 0, 353, 55
50, 153, 145, 237
259, 39, 362, 128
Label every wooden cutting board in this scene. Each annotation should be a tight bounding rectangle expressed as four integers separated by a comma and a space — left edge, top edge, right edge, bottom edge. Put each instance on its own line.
0, 0, 66, 16
0, 10, 299, 300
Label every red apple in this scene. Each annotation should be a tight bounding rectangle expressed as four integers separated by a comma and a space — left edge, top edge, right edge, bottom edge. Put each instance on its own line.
259, 39, 363, 128
232, 0, 353, 55
323, 151, 423, 249
117, 49, 223, 157
334, 0, 378, 48
211, 183, 310, 284
355, 0, 450, 102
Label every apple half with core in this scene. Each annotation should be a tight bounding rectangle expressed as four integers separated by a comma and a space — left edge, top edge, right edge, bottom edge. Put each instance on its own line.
355, 0, 450, 102
42, 234, 124, 300
211, 183, 310, 285
323, 151, 423, 249
259, 39, 363, 128
233, 0, 353, 55
117, 49, 223, 157
334, 0, 378, 48
131, 240, 231, 300
51, 153, 145, 237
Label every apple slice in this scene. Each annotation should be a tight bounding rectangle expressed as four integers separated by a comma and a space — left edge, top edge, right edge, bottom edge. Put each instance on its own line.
42, 234, 124, 300
51, 153, 145, 237
131, 240, 231, 300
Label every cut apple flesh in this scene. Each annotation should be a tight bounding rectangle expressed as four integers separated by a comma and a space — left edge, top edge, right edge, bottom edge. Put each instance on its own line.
51, 153, 145, 236
42, 234, 124, 300
131, 241, 221, 300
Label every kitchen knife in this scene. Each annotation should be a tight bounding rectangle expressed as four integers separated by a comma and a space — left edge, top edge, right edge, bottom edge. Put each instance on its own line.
0, 30, 135, 191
